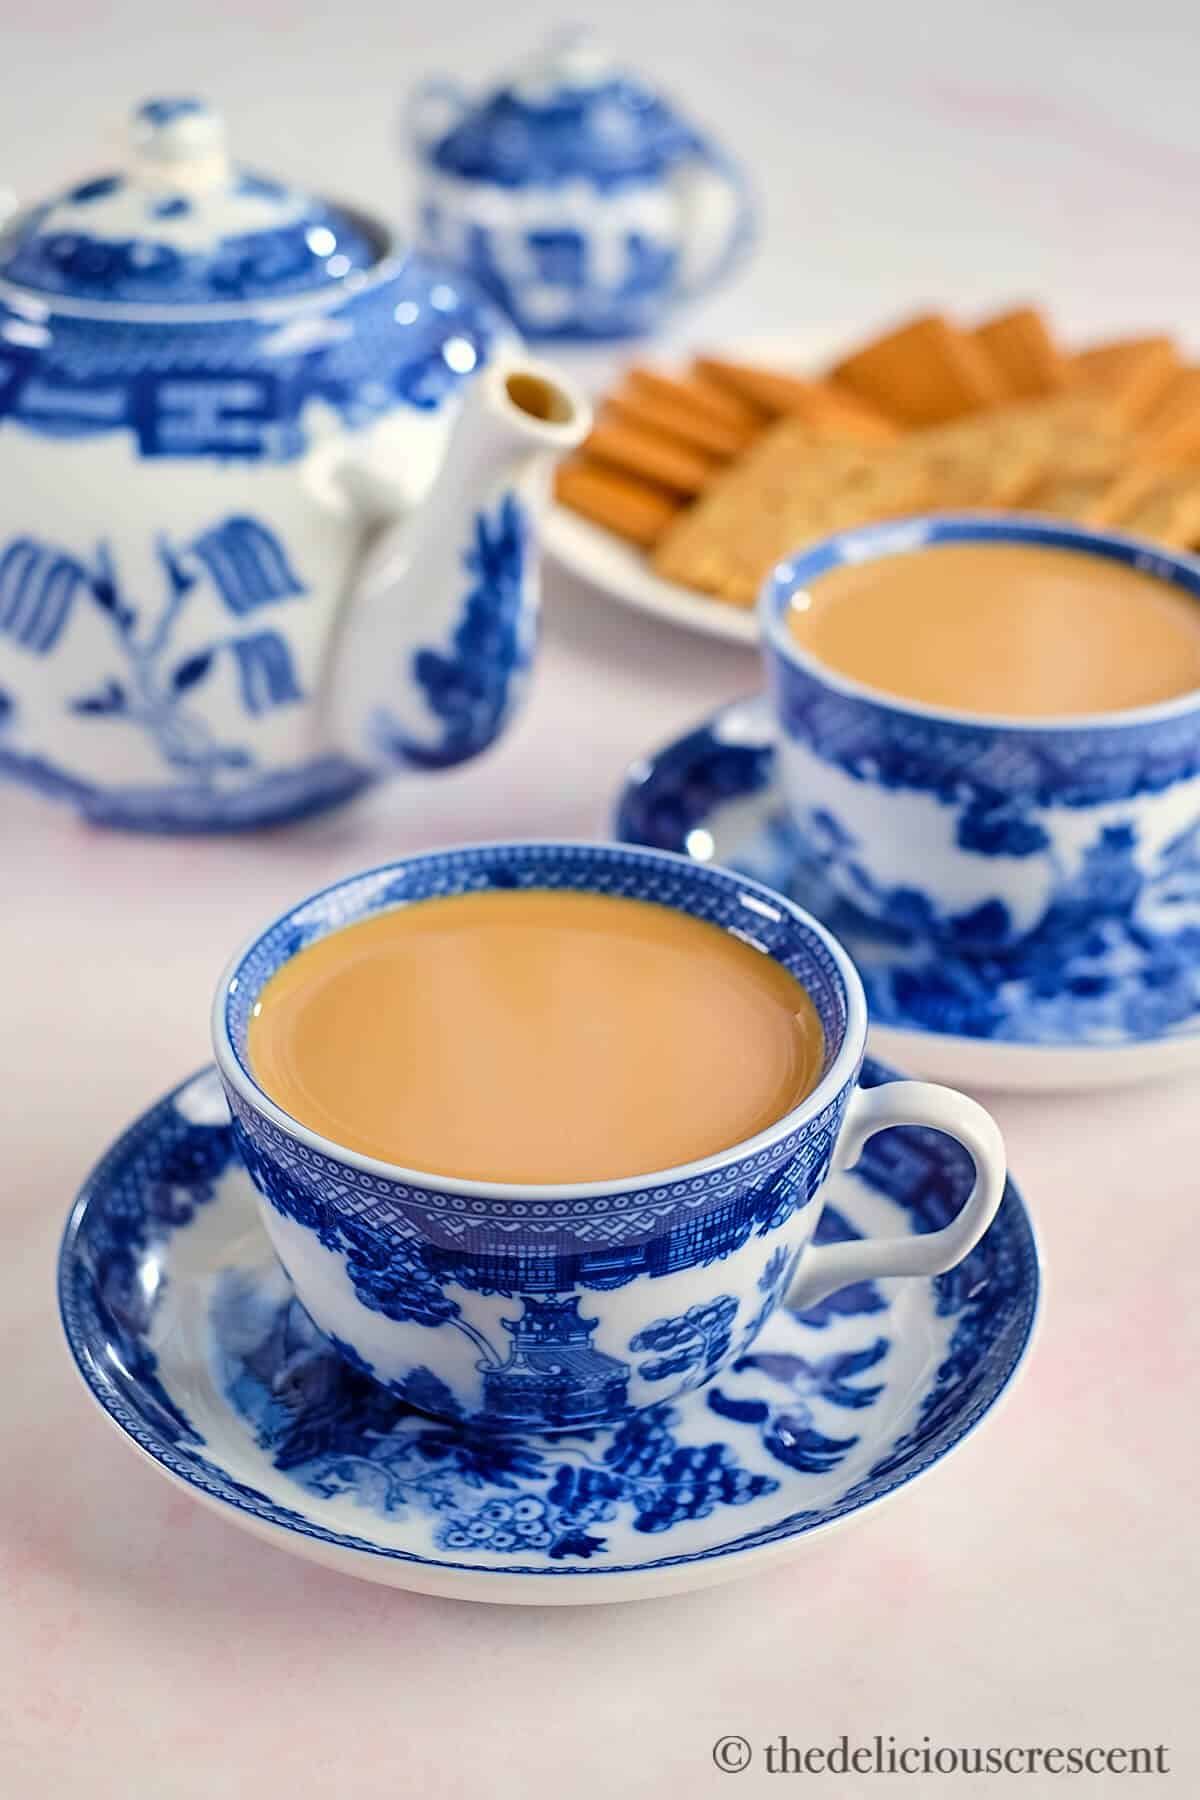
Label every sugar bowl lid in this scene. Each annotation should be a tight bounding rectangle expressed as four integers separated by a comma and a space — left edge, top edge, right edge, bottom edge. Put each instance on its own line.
424, 32, 705, 188
0, 98, 381, 308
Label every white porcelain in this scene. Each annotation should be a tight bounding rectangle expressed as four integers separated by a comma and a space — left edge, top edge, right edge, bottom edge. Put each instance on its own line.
211, 843, 1009, 1434
58, 1064, 1039, 1603
0, 98, 589, 830
761, 515, 1200, 957
616, 695, 1200, 1093
408, 32, 753, 341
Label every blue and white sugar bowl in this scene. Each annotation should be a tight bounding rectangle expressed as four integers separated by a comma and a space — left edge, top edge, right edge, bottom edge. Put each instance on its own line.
408, 33, 753, 340
0, 98, 588, 831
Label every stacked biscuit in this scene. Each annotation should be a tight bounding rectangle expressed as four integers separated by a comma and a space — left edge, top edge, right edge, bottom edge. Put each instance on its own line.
554, 309, 1200, 608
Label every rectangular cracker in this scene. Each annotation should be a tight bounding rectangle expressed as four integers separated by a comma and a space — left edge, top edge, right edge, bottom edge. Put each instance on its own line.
583, 416, 719, 496
554, 457, 681, 548
692, 357, 898, 442
1084, 462, 1200, 546
650, 421, 931, 606
804, 382, 902, 444
831, 312, 1006, 424
607, 383, 758, 459
1022, 466, 1126, 519
973, 306, 1071, 398
1137, 368, 1200, 462
902, 406, 1056, 509
626, 366, 764, 433
692, 355, 819, 417
1073, 335, 1181, 428
984, 391, 1131, 510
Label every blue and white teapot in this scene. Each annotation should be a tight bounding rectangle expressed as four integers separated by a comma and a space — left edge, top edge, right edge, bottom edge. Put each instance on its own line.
0, 99, 587, 831
409, 33, 753, 340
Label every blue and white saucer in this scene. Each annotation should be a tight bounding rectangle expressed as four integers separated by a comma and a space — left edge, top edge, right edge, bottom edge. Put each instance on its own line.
59, 1067, 1038, 1605
617, 697, 1200, 1094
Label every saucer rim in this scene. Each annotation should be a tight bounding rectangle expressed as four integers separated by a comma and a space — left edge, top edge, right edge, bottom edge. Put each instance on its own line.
58, 1064, 1041, 1598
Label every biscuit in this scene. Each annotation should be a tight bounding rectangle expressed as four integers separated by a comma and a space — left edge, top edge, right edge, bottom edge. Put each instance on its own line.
651, 421, 931, 605
626, 366, 764, 433
583, 417, 719, 496
903, 405, 1060, 508
606, 383, 758, 459
973, 306, 1071, 398
1085, 462, 1200, 547
554, 458, 681, 548
1136, 369, 1200, 462
1074, 336, 1181, 428
993, 395, 1131, 512
831, 312, 1006, 424
692, 358, 898, 442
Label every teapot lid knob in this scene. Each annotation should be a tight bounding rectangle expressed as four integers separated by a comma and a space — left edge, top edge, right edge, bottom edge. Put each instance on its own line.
129, 98, 228, 183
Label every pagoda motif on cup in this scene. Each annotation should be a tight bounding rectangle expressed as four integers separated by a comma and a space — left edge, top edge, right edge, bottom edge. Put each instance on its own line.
480, 1295, 630, 1428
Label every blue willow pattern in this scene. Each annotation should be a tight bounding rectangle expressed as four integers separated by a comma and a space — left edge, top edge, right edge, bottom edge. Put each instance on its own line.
616, 702, 1200, 1047
368, 491, 532, 770
58, 1064, 1038, 1575
0, 515, 306, 780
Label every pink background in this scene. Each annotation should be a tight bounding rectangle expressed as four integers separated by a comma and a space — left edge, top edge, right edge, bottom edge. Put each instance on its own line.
3, 0, 1199, 1792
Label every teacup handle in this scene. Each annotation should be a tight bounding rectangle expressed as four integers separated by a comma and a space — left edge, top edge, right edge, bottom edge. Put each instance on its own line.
786, 1080, 1007, 1312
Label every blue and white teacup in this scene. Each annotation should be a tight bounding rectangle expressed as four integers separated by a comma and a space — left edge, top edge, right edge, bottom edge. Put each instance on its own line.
212, 842, 1006, 1433
761, 515, 1200, 955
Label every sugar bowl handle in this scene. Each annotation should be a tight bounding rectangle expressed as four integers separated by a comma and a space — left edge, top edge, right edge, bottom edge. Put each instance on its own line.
671, 148, 754, 301
785, 1080, 1008, 1313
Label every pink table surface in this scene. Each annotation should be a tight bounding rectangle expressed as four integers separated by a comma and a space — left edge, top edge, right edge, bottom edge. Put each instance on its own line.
4, 0, 1200, 1790
5, 576, 1199, 1798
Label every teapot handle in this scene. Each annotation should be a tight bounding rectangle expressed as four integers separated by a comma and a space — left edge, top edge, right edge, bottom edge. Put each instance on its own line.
405, 78, 471, 157
670, 148, 755, 302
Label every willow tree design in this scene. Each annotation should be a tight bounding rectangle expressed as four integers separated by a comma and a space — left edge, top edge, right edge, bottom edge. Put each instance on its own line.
0, 514, 307, 779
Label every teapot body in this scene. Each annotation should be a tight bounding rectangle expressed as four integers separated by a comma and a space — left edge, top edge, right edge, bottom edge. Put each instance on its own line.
0, 257, 521, 830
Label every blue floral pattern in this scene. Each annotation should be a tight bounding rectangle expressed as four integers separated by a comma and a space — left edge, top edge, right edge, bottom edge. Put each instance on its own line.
760, 519, 1200, 956
411, 42, 751, 339
57, 1064, 1039, 1586
630, 1296, 739, 1384
218, 1286, 776, 1558
369, 492, 532, 770
0, 516, 305, 783
617, 698, 1200, 1049
0, 98, 377, 305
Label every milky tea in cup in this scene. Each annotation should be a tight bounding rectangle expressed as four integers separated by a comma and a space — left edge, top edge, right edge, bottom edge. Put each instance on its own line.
248, 888, 826, 1182
786, 538, 1200, 717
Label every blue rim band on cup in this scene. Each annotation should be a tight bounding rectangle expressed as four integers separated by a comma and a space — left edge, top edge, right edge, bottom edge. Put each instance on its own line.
211, 840, 1006, 1433
214, 842, 862, 1210
758, 513, 1200, 955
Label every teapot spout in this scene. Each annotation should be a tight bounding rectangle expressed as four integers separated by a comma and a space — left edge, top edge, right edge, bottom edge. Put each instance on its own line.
330, 354, 589, 773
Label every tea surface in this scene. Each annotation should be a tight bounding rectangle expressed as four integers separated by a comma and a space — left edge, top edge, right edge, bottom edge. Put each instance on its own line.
248, 889, 825, 1182
786, 541, 1200, 716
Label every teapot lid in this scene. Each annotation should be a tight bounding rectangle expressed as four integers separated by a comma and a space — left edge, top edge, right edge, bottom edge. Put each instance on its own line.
425, 33, 704, 189
0, 98, 381, 308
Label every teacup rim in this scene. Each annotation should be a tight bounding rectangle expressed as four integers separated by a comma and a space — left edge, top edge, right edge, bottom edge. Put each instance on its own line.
210, 839, 868, 1202
758, 511, 1200, 733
